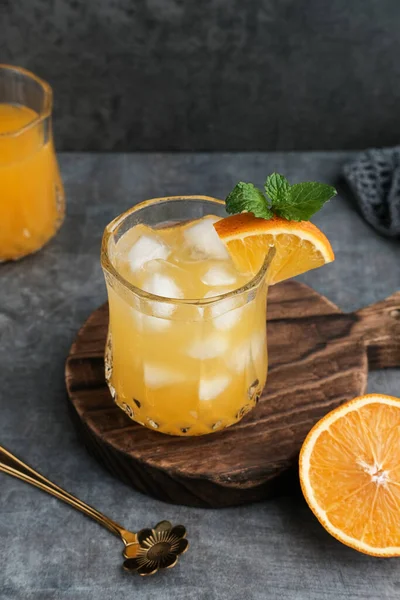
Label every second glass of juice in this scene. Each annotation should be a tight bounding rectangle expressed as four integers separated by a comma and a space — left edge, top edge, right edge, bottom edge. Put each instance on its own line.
102, 196, 271, 436
0, 65, 65, 261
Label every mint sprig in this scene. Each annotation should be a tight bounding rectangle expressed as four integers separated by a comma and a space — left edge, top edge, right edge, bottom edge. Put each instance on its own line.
225, 173, 336, 222
225, 182, 273, 219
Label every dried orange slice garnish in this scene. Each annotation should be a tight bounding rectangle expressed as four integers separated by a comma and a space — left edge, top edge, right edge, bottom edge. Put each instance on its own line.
299, 394, 400, 556
214, 213, 334, 284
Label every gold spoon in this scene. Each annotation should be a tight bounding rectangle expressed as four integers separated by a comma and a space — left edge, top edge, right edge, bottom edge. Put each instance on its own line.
0, 444, 188, 576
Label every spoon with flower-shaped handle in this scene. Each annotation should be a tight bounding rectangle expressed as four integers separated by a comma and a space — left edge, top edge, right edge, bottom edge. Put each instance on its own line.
0, 444, 188, 576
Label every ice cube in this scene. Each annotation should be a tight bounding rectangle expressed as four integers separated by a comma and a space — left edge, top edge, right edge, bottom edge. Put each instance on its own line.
208, 306, 241, 330
142, 273, 183, 318
203, 290, 238, 313
203, 290, 243, 330
128, 233, 170, 272
144, 364, 184, 388
131, 308, 170, 331
213, 305, 244, 330
183, 218, 229, 260
251, 331, 266, 359
203, 287, 230, 299
201, 265, 237, 287
143, 272, 183, 299
145, 314, 170, 331
230, 341, 252, 373
145, 259, 196, 300
199, 375, 231, 401
187, 334, 228, 359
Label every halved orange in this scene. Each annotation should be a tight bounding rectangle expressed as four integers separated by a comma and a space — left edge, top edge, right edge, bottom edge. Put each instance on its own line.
299, 394, 400, 556
214, 213, 334, 284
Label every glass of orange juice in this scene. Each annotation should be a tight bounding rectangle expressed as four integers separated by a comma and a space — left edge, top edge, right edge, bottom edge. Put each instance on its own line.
0, 65, 65, 261
101, 196, 273, 436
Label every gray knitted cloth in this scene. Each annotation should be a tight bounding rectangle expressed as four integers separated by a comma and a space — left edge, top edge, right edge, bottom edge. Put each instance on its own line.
343, 147, 400, 238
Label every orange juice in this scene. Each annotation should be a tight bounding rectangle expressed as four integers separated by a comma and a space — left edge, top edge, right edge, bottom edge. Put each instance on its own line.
104, 214, 268, 436
0, 103, 64, 261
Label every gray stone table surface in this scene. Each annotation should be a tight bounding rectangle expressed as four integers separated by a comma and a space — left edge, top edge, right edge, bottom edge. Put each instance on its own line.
0, 152, 399, 600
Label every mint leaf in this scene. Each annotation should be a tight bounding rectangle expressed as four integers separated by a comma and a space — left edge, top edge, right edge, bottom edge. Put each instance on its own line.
225, 182, 273, 219
264, 173, 290, 205
273, 182, 337, 221
225, 174, 336, 222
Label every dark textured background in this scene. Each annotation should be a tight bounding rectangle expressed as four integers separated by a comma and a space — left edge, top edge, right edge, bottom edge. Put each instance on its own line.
2, 0, 400, 151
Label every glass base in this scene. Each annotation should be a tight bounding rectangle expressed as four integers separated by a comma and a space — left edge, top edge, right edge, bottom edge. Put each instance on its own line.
0, 183, 65, 262
105, 333, 263, 436
113, 389, 261, 436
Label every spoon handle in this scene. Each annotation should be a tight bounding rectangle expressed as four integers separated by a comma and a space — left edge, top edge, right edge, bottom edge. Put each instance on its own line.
0, 445, 134, 542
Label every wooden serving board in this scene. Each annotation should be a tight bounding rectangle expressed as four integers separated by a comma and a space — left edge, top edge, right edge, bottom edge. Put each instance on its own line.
65, 282, 400, 508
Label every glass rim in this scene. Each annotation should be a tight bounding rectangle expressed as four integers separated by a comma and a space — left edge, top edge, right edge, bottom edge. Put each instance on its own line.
101, 195, 274, 306
0, 64, 53, 138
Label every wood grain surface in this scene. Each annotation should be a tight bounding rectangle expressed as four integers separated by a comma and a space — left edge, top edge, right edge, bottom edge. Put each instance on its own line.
65, 281, 400, 508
